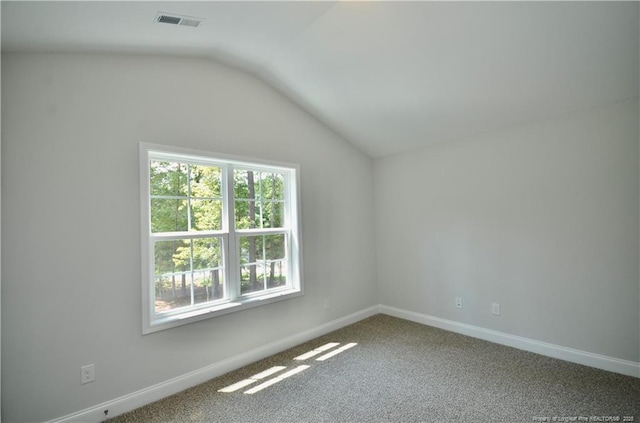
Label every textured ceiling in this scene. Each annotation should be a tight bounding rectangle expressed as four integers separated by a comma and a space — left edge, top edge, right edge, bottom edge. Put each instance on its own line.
2, 1, 638, 157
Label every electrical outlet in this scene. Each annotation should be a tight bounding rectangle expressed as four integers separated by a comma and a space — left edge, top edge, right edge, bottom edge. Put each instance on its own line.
323, 299, 331, 310
455, 297, 463, 309
491, 302, 501, 316
81, 364, 95, 384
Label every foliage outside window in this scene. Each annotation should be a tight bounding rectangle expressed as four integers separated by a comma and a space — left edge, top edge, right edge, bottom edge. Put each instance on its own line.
140, 144, 302, 333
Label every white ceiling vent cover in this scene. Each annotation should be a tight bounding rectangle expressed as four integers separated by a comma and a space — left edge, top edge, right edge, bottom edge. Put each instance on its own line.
156, 12, 204, 28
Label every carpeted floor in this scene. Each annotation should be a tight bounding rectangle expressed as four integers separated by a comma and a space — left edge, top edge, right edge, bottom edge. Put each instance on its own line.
110, 314, 640, 422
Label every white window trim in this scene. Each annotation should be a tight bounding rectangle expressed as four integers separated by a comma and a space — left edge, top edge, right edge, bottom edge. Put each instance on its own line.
140, 143, 303, 334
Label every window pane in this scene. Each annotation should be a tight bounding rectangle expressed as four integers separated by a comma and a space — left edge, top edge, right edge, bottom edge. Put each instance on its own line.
262, 201, 284, 228
190, 164, 222, 198
154, 240, 192, 313
154, 237, 224, 312
234, 169, 256, 200
265, 234, 286, 260
239, 235, 287, 293
151, 199, 188, 232
240, 235, 285, 261
262, 172, 285, 201
274, 173, 285, 200
154, 240, 189, 276
239, 235, 262, 265
177, 237, 224, 276
234, 169, 261, 229
266, 260, 288, 289
191, 199, 222, 231
191, 238, 223, 270
150, 161, 187, 196
155, 272, 192, 314
258, 172, 271, 202
193, 270, 225, 305
240, 264, 265, 295
172, 241, 192, 272
209, 269, 225, 300
235, 200, 261, 229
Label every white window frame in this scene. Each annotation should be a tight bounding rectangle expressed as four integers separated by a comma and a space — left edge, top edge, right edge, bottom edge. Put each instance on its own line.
140, 143, 303, 334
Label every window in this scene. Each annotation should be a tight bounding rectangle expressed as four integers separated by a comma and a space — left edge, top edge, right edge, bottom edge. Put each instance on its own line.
140, 143, 302, 333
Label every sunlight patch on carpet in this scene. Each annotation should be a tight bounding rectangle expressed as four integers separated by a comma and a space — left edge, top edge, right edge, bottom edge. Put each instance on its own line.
316, 343, 358, 361
219, 342, 358, 395
293, 342, 341, 361
244, 365, 310, 394
218, 366, 287, 393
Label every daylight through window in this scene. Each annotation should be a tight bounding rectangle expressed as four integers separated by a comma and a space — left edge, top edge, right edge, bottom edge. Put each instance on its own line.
140, 144, 302, 333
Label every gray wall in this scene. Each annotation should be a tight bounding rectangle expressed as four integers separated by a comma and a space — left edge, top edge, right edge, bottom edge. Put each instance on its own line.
374, 97, 640, 362
1, 53, 378, 422
2, 52, 639, 422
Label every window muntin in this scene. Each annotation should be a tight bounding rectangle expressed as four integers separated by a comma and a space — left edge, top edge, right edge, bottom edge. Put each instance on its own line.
141, 144, 302, 333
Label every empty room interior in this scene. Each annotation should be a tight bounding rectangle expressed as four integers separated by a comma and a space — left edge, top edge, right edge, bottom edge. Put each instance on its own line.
1, 1, 640, 422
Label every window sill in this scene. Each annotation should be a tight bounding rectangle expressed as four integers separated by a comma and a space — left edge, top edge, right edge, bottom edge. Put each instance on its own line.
143, 288, 303, 334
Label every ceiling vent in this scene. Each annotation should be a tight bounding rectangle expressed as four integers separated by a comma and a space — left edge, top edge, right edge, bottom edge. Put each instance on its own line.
156, 12, 203, 28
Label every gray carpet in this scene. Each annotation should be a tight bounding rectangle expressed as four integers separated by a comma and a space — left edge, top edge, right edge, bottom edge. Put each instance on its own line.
110, 315, 640, 422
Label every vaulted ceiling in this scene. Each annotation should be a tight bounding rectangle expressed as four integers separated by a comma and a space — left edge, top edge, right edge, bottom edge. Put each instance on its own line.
2, 1, 638, 157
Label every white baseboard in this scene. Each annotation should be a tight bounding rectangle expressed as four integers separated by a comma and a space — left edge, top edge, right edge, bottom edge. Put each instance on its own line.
47, 305, 379, 423
379, 304, 640, 378
47, 304, 639, 422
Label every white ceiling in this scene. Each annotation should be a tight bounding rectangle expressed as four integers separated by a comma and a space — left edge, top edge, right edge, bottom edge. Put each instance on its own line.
2, 1, 638, 158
